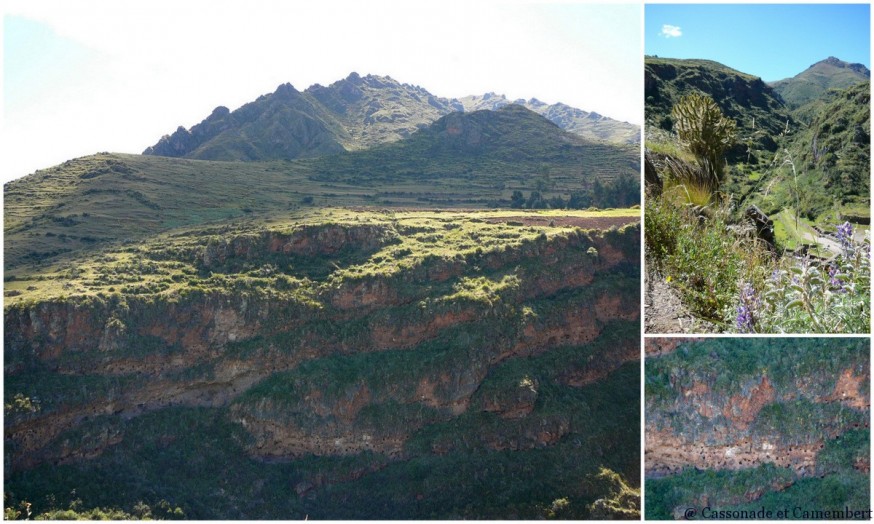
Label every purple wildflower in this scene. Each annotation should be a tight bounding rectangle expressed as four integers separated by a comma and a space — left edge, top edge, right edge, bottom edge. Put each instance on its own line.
828, 264, 845, 292
736, 304, 754, 333
837, 222, 854, 254
735, 283, 758, 333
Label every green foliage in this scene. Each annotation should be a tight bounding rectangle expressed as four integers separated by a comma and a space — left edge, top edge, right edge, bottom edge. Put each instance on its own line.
5, 393, 40, 416
584, 467, 641, 519
645, 195, 768, 321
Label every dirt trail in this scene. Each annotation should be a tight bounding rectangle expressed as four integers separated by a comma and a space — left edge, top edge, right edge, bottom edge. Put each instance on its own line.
644, 260, 719, 334
795, 228, 842, 256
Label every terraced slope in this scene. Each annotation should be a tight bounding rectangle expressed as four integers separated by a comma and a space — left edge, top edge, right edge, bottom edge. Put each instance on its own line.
6, 107, 638, 272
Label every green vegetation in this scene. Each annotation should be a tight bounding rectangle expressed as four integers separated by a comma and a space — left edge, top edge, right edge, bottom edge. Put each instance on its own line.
645, 56, 869, 333
646, 338, 869, 520
6, 112, 638, 272
770, 57, 871, 108
4, 207, 637, 308
646, 185, 771, 324
646, 338, 869, 413
6, 333, 640, 519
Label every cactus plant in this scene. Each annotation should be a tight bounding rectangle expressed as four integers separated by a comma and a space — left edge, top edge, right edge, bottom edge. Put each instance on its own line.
671, 94, 737, 190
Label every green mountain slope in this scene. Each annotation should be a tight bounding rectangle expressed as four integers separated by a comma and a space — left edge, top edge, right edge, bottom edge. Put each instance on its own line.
645, 56, 869, 222
645, 56, 791, 160
727, 81, 870, 221
6, 106, 639, 272
143, 83, 349, 161
770, 57, 870, 108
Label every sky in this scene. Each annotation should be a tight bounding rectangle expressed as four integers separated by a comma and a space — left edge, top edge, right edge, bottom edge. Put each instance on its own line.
646, 4, 870, 82
1, 0, 642, 183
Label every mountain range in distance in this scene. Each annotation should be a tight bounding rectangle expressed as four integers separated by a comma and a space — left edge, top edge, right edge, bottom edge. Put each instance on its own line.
143, 72, 640, 162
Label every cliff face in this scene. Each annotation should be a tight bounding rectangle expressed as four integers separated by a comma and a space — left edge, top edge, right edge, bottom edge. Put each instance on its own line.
4, 211, 640, 519
645, 338, 870, 519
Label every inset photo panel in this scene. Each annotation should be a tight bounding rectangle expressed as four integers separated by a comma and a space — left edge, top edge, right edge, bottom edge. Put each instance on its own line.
643, 3, 871, 335
644, 337, 870, 520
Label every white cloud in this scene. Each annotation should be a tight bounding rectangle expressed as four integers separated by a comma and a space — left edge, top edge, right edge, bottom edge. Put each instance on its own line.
661, 24, 682, 38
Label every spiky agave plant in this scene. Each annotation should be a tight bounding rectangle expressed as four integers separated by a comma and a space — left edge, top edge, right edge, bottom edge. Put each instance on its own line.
671, 94, 737, 191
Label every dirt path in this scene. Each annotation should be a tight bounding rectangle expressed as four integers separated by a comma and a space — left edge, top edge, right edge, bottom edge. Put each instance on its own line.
644, 259, 720, 334
796, 228, 842, 256
483, 215, 640, 229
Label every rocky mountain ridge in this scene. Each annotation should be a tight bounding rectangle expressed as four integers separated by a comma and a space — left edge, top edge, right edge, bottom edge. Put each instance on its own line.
144, 73, 639, 161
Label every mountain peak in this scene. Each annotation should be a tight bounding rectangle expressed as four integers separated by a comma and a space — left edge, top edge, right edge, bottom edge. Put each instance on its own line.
143, 73, 640, 160
274, 82, 300, 97
810, 56, 870, 75
771, 56, 870, 106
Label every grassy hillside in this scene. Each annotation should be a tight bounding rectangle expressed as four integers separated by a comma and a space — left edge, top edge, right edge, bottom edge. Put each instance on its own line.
6, 107, 638, 272
645, 56, 791, 161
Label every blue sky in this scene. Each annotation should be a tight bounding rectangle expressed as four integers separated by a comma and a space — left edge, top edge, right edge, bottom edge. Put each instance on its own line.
1, 1, 642, 182
646, 4, 870, 82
